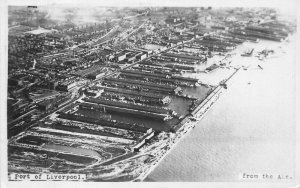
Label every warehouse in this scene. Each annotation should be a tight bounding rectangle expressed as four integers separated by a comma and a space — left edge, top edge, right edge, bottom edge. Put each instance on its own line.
119, 72, 177, 85
136, 53, 147, 60
38, 100, 53, 111
104, 77, 178, 90
161, 52, 204, 61
58, 112, 152, 133
132, 131, 155, 152
103, 78, 182, 94
120, 70, 171, 79
124, 56, 136, 63
114, 51, 128, 62
56, 81, 77, 92
172, 75, 199, 84
120, 69, 198, 86
83, 97, 174, 115
87, 69, 106, 80
164, 64, 196, 71
79, 102, 170, 121
102, 87, 171, 105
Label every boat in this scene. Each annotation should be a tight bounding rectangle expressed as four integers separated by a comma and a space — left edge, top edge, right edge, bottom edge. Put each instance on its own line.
258, 65, 263, 70
241, 48, 254, 57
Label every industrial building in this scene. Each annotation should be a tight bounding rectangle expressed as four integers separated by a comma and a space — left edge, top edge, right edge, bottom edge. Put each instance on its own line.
119, 69, 198, 86
114, 51, 128, 62
102, 77, 182, 94
38, 94, 71, 111
119, 71, 177, 86
56, 80, 77, 92
79, 102, 170, 121
132, 131, 155, 152
161, 52, 205, 61
86, 69, 106, 80
83, 97, 174, 115
102, 87, 171, 105
164, 64, 196, 71
58, 112, 153, 133
136, 53, 147, 60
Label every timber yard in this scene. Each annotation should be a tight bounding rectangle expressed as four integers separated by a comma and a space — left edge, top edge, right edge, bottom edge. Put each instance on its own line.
7, 6, 296, 181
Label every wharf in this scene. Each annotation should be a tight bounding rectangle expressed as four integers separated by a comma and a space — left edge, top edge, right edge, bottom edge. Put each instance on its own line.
83, 98, 173, 115
103, 87, 168, 100
161, 52, 204, 61
103, 78, 180, 94
136, 69, 242, 181
104, 78, 177, 90
58, 112, 150, 133
79, 102, 169, 121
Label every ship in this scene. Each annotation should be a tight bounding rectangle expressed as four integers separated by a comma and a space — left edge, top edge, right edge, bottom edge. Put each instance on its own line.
241, 48, 254, 57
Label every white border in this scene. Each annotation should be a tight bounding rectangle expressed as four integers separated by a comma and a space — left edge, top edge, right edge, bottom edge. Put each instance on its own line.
1, 0, 299, 188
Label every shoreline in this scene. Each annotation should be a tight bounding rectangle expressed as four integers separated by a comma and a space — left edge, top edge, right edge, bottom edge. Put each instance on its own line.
141, 35, 296, 182
136, 68, 241, 181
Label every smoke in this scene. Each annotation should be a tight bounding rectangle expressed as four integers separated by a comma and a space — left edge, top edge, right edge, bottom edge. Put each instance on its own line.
38, 6, 110, 24
64, 8, 78, 23
38, 6, 66, 22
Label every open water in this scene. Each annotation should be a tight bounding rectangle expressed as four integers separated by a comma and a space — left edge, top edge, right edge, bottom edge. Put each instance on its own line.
145, 37, 296, 182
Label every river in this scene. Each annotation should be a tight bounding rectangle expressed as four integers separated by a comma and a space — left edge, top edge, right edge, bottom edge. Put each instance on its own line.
144, 36, 296, 182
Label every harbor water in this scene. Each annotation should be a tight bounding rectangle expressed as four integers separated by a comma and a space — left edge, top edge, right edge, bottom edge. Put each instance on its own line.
145, 37, 296, 182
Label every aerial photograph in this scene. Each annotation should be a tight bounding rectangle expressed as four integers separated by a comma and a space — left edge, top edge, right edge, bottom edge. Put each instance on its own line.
6, 5, 297, 182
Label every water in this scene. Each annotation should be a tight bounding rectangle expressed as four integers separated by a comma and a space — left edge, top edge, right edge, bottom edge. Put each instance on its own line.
181, 85, 211, 99
145, 38, 296, 182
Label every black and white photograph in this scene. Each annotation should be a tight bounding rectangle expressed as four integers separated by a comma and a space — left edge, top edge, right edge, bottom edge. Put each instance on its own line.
0, 0, 299, 187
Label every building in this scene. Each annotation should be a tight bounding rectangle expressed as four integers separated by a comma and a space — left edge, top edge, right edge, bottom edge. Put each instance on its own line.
38, 100, 53, 111
84, 89, 98, 96
102, 87, 171, 105
56, 81, 77, 92
124, 56, 136, 63
83, 97, 174, 115
132, 131, 155, 152
136, 53, 147, 60
103, 77, 182, 95
114, 51, 128, 62
58, 112, 152, 133
87, 70, 106, 80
